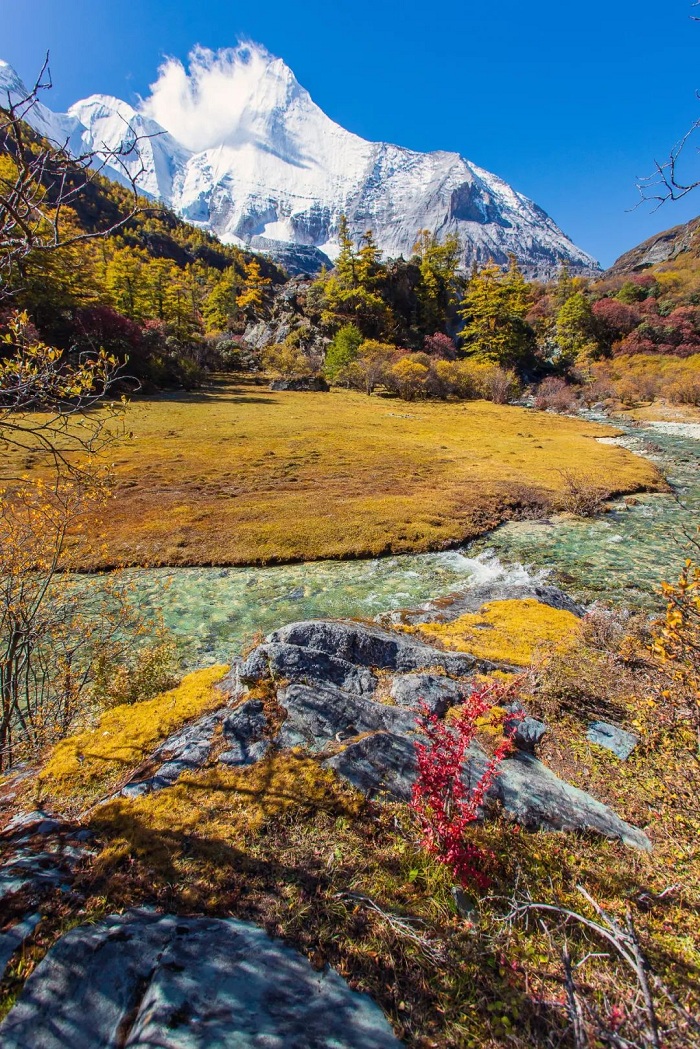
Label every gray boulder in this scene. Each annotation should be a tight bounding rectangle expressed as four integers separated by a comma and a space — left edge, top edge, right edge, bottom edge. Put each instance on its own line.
270, 619, 481, 675
490, 750, 650, 851
269, 375, 330, 392
587, 721, 639, 761
324, 732, 418, 801
119, 709, 228, 799
276, 683, 417, 753
0, 909, 400, 1048
388, 673, 464, 715
239, 641, 377, 696
512, 717, 548, 753
219, 700, 270, 766
0, 914, 41, 980
320, 727, 650, 851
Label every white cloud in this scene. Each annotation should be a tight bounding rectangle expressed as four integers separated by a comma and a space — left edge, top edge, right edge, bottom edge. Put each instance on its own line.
140, 42, 296, 153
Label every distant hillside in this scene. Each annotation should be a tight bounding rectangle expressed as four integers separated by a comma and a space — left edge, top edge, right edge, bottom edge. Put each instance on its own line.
607, 216, 700, 276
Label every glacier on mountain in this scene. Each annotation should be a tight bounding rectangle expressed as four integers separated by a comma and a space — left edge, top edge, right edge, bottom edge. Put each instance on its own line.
0, 46, 599, 276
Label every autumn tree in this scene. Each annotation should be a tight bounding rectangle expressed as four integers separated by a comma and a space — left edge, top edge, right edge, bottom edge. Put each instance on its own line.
236, 258, 271, 318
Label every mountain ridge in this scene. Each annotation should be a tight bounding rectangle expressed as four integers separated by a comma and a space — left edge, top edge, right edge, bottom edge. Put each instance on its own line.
0, 46, 599, 278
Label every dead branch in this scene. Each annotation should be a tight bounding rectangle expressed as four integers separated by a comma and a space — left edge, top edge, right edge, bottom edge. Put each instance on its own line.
334, 890, 446, 964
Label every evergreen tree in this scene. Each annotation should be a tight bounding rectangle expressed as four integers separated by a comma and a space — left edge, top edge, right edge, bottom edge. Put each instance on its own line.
554, 262, 575, 307
458, 259, 534, 370
356, 230, 382, 289
555, 291, 596, 363
335, 214, 357, 288
324, 323, 363, 380
413, 230, 462, 334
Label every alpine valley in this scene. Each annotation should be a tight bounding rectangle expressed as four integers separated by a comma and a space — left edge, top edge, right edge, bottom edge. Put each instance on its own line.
0, 44, 599, 277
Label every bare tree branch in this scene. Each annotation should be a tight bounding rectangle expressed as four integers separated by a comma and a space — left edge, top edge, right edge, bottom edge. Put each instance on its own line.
0, 52, 153, 295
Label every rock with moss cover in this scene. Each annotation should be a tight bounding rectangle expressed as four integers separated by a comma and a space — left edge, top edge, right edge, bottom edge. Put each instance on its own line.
0, 909, 401, 1048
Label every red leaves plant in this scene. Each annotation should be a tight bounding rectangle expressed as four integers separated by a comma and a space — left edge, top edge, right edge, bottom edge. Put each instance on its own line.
410, 679, 522, 891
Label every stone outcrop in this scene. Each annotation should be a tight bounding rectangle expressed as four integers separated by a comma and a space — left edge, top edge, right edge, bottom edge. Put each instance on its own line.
269, 375, 330, 392
99, 616, 649, 852
0, 910, 401, 1048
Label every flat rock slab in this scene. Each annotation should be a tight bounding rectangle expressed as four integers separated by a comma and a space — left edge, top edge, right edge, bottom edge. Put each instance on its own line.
587, 721, 639, 761
324, 732, 419, 801
119, 709, 228, 799
276, 683, 417, 752
219, 699, 271, 766
0, 909, 401, 1049
0, 913, 41, 980
388, 673, 464, 715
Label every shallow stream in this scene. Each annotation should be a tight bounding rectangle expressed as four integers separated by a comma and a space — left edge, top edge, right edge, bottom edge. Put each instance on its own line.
118, 418, 699, 667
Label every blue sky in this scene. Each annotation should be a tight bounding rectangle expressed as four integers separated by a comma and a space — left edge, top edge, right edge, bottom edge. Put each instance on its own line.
2, 0, 699, 267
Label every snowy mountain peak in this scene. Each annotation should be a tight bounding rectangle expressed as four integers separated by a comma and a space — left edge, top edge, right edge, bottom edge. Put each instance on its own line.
0, 47, 600, 276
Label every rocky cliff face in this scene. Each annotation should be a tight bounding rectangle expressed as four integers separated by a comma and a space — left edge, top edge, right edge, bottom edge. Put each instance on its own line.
1, 46, 599, 278
606, 215, 700, 275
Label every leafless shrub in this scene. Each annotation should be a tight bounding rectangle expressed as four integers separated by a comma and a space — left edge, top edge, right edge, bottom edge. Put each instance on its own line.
1, 54, 148, 293
557, 470, 607, 517
503, 886, 700, 1048
534, 377, 579, 413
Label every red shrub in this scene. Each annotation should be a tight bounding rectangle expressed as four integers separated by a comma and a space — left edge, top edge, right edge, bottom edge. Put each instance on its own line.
423, 332, 457, 360
592, 298, 640, 342
410, 681, 522, 890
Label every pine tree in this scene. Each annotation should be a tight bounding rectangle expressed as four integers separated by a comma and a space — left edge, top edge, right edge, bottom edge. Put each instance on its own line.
335, 214, 357, 288
356, 230, 381, 289
555, 291, 595, 363
458, 259, 534, 370
413, 230, 462, 335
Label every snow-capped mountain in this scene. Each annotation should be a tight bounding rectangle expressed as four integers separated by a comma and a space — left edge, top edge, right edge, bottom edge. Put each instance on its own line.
0, 47, 599, 277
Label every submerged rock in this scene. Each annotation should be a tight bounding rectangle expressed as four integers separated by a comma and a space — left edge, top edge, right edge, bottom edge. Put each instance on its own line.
378, 581, 584, 627
0, 910, 401, 1048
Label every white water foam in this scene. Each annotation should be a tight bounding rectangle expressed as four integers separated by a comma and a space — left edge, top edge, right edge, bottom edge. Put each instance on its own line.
433, 549, 547, 588
647, 421, 700, 440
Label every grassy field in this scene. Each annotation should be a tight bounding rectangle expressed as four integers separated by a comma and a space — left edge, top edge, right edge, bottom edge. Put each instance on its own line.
33, 379, 662, 568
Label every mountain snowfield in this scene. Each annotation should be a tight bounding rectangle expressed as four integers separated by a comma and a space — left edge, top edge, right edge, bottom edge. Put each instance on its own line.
0, 45, 599, 276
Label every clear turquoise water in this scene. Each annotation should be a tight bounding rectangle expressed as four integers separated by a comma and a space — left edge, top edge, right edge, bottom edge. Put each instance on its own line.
123, 550, 538, 667
96, 419, 699, 667
469, 422, 699, 609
